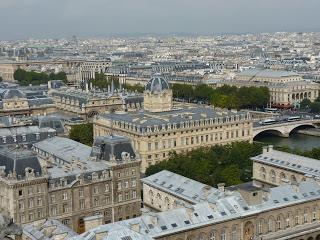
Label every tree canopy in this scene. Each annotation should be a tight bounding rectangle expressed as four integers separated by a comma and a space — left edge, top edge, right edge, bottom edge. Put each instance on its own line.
145, 142, 263, 186
69, 123, 93, 146
171, 83, 270, 110
146, 142, 320, 187
14, 69, 67, 86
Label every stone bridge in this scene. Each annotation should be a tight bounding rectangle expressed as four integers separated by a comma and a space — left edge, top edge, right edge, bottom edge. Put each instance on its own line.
253, 119, 320, 138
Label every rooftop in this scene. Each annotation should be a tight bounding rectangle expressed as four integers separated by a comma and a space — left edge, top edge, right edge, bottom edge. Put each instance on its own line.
251, 148, 320, 179
237, 69, 300, 78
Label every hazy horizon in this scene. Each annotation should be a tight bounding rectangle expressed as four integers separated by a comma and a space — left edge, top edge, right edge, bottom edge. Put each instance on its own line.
1, 0, 319, 40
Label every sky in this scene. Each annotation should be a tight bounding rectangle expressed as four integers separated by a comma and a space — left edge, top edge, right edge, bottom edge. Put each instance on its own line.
0, 0, 319, 40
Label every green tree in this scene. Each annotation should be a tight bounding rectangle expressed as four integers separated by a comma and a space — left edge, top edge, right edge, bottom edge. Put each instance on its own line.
145, 141, 264, 187
310, 102, 320, 113
300, 99, 312, 109
69, 123, 93, 146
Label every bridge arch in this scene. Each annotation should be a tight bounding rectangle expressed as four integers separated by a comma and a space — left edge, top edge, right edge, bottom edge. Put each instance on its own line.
288, 124, 316, 136
253, 129, 285, 139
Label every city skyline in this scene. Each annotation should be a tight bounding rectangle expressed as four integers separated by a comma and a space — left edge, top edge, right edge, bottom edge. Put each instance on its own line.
1, 0, 320, 40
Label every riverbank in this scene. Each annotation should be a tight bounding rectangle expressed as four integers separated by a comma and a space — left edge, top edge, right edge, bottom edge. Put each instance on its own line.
297, 128, 320, 137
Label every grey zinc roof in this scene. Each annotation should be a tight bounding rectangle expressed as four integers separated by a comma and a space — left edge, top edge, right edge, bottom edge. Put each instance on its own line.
99, 105, 248, 130
33, 136, 91, 163
23, 219, 77, 240
142, 170, 220, 204
237, 69, 300, 78
251, 149, 320, 179
74, 180, 320, 239
0, 146, 42, 178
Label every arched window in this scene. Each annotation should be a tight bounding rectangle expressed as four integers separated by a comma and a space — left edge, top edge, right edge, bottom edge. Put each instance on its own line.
270, 170, 276, 183
279, 172, 286, 182
312, 206, 318, 221
231, 225, 237, 240
156, 193, 161, 200
220, 229, 226, 240
209, 230, 216, 240
198, 233, 206, 240
276, 215, 282, 230
260, 167, 266, 180
268, 217, 274, 232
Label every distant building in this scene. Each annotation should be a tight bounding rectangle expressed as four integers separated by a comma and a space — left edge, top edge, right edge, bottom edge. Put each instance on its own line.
217, 69, 320, 108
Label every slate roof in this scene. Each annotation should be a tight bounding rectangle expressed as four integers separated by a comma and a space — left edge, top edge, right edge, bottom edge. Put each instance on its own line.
71, 179, 320, 240
23, 219, 77, 240
251, 148, 320, 179
142, 170, 219, 204
99, 105, 248, 130
0, 146, 42, 178
237, 69, 300, 78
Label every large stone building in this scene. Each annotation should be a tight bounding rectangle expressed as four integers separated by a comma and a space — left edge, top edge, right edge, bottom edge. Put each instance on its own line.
73, 178, 320, 240
216, 69, 320, 108
49, 86, 143, 119
252, 145, 320, 188
0, 135, 141, 233
71, 148, 320, 240
93, 75, 253, 172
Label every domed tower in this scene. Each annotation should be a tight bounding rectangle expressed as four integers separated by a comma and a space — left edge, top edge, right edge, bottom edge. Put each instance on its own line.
143, 75, 173, 112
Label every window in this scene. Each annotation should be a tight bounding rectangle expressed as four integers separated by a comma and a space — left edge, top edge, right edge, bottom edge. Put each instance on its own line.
79, 188, 84, 197
22, 135, 26, 141
231, 226, 237, 240
132, 169, 136, 176
276, 216, 281, 230
60, 192, 68, 201
125, 181, 129, 188
258, 220, 263, 234
132, 179, 136, 187
268, 218, 273, 232
220, 229, 226, 240
118, 194, 122, 202
28, 187, 33, 195
37, 198, 42, 206
50, 195, 56, 203
93, 186, 99, 194
80, 200, 85, 210
63, 204, 69, 213
209, 231, 216, 240
148, 142, 152, 151
132, 190, 137, 199
304, 212, 308, 223
118, 181, 122, 190
62, 219, 70, 225
18, 190, 23, 196
18, 201, 24, 210
29, 198, 34, 208
94, 198, 99, 207
105, 184, 109, 192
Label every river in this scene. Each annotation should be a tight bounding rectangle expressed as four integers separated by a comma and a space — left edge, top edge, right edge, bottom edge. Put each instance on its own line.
254, 132, 320, 151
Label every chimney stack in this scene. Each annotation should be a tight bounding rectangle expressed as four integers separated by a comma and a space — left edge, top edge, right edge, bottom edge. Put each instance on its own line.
217, 183, 225, 193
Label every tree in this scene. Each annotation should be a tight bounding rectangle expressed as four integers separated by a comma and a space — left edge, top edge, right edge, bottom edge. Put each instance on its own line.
310, 102, 320, 113
145, 141, 264, 187
0, 76, 2, 82
300, 99, 312, 109
13, 69, 67, 86
69, 123, 93, 146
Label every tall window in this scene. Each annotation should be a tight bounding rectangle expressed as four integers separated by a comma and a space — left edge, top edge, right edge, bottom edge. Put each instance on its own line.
231, 225, 237, 240
270, 170, 276, 183
258, 220, 263, 234
276, 216, 281, 230
220, 229, 226, 240
209, 231, 216, 240
63, 192, 68, 200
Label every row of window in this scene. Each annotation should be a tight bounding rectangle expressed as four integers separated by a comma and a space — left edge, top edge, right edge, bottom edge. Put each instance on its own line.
117, 179, 137, 190
1, 133, 41, 143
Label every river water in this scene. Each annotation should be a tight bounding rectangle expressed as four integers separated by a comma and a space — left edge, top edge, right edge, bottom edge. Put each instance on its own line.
254, 133, 320, 151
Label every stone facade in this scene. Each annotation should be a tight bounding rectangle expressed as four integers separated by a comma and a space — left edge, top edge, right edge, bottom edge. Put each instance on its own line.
0, 136, 141, 234
94, 76, 253, 172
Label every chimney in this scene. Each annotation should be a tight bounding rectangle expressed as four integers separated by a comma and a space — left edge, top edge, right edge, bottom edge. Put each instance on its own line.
262, 146, 268, 154
268, 145, 274, 152
47, 80, 51, 89
90, 82, 93, 90
217, 183, 225, 193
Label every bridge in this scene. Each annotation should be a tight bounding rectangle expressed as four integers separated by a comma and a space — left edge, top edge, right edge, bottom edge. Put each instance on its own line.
253, 119, 320, 138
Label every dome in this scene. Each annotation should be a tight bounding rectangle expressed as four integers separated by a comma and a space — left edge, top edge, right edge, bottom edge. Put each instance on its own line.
2, 89, 26, 100
145, 75, 170, 92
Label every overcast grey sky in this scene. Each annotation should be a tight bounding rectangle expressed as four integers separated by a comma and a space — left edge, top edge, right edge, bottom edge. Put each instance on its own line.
0, 0, 319, 40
